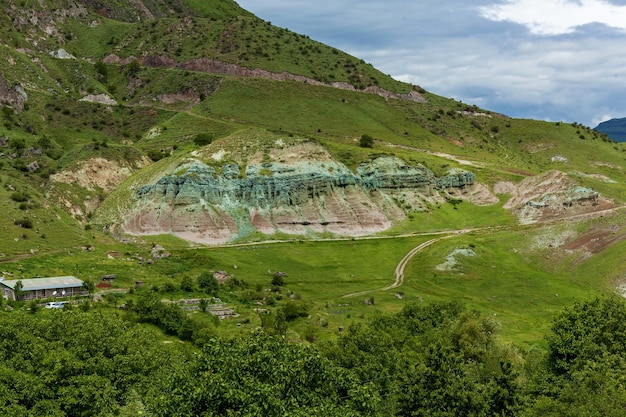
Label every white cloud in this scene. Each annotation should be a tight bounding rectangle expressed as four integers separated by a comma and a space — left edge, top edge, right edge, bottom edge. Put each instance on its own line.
479, 0, 626, 35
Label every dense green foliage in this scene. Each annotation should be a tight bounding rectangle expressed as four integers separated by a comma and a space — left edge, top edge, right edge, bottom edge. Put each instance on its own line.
2, 1, 626, 414
2, 297, 626, 416
0, 310, 175, 416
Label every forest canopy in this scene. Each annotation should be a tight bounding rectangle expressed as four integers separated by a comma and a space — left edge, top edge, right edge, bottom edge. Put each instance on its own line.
2, 297, 626, 416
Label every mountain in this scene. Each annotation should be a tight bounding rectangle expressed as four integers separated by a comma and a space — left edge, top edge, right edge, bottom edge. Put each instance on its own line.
0, 0, 623, 249
2, 0, 626, 349
594, 117, 626, 142
7, 3, 626, 415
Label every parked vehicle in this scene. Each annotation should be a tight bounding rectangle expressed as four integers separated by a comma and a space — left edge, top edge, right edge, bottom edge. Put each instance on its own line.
45, 301, 68, 309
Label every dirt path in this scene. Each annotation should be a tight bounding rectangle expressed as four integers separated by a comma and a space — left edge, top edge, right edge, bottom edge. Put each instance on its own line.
340, 204, 626, 299
341, 230, 471, 298
387, 234, 459, 291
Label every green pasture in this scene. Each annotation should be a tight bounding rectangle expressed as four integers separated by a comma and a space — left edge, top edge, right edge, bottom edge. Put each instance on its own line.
4, 0, 626, 352
3, 205, 625, 347
383, 197, 517, 235
402, 225, 619, 347
197, 78, 434, 143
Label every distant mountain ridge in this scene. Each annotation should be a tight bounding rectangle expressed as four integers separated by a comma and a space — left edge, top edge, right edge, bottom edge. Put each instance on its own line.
594, 117, 626, 142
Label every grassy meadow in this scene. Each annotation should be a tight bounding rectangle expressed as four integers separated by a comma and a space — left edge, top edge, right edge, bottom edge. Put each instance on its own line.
3, 0, 626, 351
4, 208, 624, 347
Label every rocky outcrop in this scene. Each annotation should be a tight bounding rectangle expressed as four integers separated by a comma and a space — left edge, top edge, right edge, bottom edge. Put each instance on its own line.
106, 53, 426, 102
49, 48, 75, 60
50, 156, 151, 219
125, 155, 475, 244
0, 73, 27, 113
495, 170, 613, 224
8, 3, 88, 48
79, 94, 118, 105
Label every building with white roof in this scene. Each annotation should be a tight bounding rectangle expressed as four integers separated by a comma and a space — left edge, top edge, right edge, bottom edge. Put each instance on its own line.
0, 276, 85, 301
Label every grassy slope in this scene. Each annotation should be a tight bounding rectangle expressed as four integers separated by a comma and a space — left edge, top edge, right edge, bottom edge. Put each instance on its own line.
2, 0, 626, 345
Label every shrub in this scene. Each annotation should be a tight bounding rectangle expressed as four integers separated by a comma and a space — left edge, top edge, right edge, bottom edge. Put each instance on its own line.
127, 59, 141, 75
10, 191, 29, 202
147, 149, 166, 162
94, 61, 108, 81
14, 218, 33, 228
282, 301, 309, 321
180, 276, 194, 292
162, 283, 176, 293
9, 138, 25, 151
194, 133, 213, 147
271, 272, 286, 287
197, 272, 219, 296
359, 134, 374, 148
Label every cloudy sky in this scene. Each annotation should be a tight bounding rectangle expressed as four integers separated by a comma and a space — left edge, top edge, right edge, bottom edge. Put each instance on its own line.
236, 0, 626, 127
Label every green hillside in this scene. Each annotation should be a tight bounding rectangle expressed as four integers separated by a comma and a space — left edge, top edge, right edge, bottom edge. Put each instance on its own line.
0, 0, 626, 360
4, 1, 626, 415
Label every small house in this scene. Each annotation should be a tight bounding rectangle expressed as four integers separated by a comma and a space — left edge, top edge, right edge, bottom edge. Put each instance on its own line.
0, 276, 85, 301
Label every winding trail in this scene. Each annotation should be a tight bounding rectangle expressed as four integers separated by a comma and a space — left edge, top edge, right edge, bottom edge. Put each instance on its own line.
341, 229, 471, 298
339, 204, 626, 299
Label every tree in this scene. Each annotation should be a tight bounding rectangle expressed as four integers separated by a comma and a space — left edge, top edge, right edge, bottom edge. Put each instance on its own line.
271, 272, 286, 287
197, 272, 218, 296
322, 301, 521, 416
180, 276, 194, 292
144, 332, 381, 416
13, 280, 24, 301
546, 296, 626, 375
359, 134, 374, 148
82, 279, 95, 296
0, 309, 178, 416
526, 297, 626, 415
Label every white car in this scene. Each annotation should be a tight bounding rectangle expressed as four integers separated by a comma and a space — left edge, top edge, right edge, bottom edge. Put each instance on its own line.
45, 301, 68, 309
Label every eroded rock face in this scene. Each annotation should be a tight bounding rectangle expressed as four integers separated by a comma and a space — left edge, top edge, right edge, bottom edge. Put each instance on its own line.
495, 170, 614, 224
126, 54, 427, 102
0, 73, 27, 113
125, 156, 475, 244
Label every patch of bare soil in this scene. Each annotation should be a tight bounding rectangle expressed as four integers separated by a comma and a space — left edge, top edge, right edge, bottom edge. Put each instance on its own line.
251, 141, 333, 164
594, 161, 623, 172
563, 228, 625, 255
385, 143, 484, 167
51, 157, 150, 193
501, 171, 570, 209
446, 183, 499, 206
528, 211, 626, 274
530, 226, 576, 251
524, 142, 555, 153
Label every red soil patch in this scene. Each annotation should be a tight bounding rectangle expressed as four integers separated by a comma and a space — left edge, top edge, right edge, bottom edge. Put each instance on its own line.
564, 228, 626, 255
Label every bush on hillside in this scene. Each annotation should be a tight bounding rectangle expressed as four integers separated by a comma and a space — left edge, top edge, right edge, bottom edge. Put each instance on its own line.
193, 133, 213, 147
14, 217, 33, 228
359, 134, 374, 148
